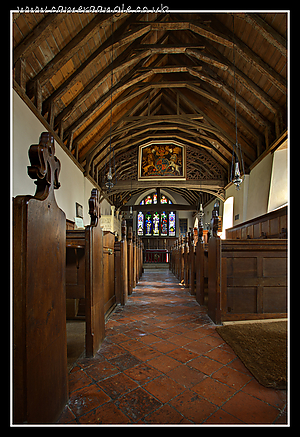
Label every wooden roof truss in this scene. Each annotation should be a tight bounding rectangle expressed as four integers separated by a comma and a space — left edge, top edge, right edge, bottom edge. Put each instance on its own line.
13, 11, 287, 206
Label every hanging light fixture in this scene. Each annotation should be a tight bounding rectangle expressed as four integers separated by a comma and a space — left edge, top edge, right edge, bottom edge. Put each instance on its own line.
104, 16, 117, 192
230, 14, 245, 191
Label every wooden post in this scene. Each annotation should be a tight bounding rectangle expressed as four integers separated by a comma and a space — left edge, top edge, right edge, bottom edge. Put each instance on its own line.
184, 232, 190, 288
195, 236, 205, 306
207, 235, 222, 325
189, 230, 196, 295
133, 231, 137, 288
127, 226, 133, 295
85, 188, 105, 357
120, 220, 128, 305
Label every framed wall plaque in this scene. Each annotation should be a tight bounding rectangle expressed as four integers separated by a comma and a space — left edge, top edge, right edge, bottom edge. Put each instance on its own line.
138, 141, 186, 181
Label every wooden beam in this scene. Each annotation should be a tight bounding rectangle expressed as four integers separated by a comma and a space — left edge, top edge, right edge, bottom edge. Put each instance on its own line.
236, 13, 287, 57
14, 57, 26, 91
186, 46, 282, 115
27, 14, 110, 88
108, 179, 225, 194
137, 65, 203, 74
64, 79, 218, 140
42, 14, 141, 108
136, 44, 205, 52
205, 15, 287, 92
120, 203, 197, 212
53, 42, 150, 126
124, 114, 204, 121
13, 13, 64, 65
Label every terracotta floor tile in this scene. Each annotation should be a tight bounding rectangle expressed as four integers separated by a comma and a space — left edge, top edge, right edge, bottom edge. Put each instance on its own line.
138, 333, 161, 344
227, 357, 254, 375
241, 379, 287, 409
78, 401, 131, 424
123, 328, 147, 338
57, 405, 76, 424
204, 409, 244, 424
97, 372, 139, 399
187, 355, 224, 375
151, 339, 177, 353
59, 268, 287, 425
181, 329, 209, 340
120, 338, 143, 352
97, 343, 126, 360
108, 352, 142, 371
143, 375, 185, 403
84, 361, 119, 382
200, 334, 225, 348
212, 365, 253, 390
222, 391, 279, 424
169, 334, 195, 346
147, 354, 181, 373
184, 339, 213, 355
68, 368, 93, 393
130, 345, 162, 361
192, 376, 236, 406
169, 389, 217, 423
68, 384, 111, 417
106, 333, 131, 344
115, 387, 162, 421
204, 346, 237, 364
166, 364, 206, 388
166, 347, 199, 363
143, 404, 190, 424
124, 362, 162, 384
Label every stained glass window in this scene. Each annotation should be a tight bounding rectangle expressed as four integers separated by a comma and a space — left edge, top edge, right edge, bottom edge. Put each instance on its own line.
137, 212, 144, 236
169, 212, 176, 236
161, 211, 168, 236
145, 213, 152, 236
153, 212, 160, 235
137, 193, 176, 237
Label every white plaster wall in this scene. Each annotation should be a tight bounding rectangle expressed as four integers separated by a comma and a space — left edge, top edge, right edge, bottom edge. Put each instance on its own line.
268, 148, 288, 212
246, 152, 273, 221
12, 90, 98, 225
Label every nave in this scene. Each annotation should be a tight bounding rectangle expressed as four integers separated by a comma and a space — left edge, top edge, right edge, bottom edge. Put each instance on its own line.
58, 268, 287, 425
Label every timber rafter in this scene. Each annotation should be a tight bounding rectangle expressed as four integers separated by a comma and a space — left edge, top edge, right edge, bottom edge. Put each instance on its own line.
13, 11, 287, 207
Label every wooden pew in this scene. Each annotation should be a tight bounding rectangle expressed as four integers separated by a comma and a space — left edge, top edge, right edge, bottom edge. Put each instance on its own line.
208, 237, 287, 324
226, 205, 287, 240
114, 219, 128, 306
13, 133, 68, 423
195, 239, 208, 306
127, 226, 134, 295
103, 231, 116, 316
66, 188, 105, 357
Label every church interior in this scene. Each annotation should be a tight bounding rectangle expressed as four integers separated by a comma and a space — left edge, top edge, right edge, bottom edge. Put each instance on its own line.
12, 10, 288, 425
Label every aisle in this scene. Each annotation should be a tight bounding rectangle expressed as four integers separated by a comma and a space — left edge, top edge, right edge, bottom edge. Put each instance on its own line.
58, 269, 287, 425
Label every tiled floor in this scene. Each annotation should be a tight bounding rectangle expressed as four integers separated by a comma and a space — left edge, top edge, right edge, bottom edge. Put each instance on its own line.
58, 268, 287, 425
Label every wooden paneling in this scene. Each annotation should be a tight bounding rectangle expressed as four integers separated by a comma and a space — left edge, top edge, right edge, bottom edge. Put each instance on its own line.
208, 238, 288, 324
226, 205, 287, 240
103, 231, 116, 315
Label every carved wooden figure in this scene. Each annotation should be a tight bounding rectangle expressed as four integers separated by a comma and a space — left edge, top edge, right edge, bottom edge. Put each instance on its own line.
13, 133, 68, 423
